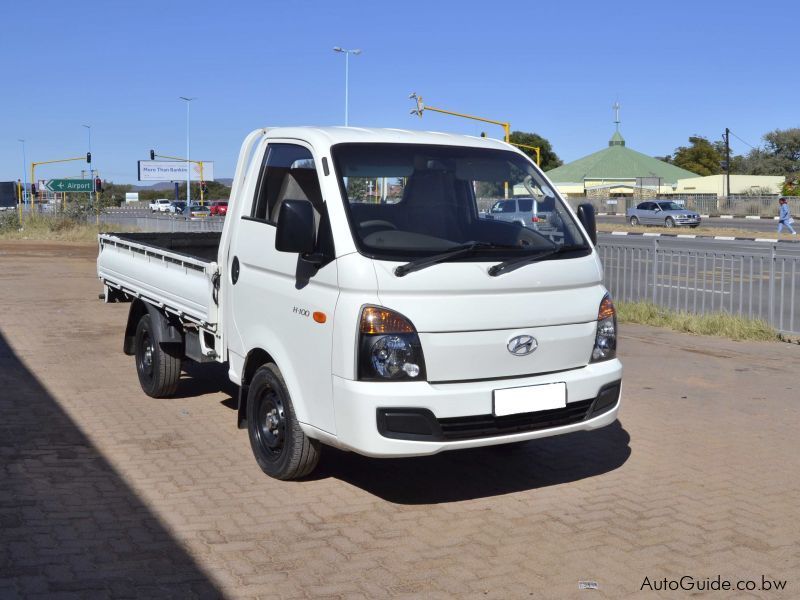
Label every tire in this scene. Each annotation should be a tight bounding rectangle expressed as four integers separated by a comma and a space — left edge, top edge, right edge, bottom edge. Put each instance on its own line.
629, 216, 639, 226
246, 363, 320, 480
664, 217, 675, 228
134, 313, 181, 398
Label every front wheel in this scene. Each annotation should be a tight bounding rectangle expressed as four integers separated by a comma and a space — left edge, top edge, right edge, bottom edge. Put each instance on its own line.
664, 217, 675, 228
246, 363, 320, 480
629, 216, 640, 226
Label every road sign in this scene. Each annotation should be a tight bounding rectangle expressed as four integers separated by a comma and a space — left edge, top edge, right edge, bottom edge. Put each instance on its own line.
45, 179, 94, 193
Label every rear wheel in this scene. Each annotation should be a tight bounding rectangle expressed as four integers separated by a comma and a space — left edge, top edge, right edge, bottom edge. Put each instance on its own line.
246, 363, 320, 480
629, 216, 639, 226
665, 217, 675, 228
134, 313, 181, 397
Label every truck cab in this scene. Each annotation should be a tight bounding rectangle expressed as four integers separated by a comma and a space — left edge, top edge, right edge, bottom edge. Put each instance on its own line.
99, 127, 621, 480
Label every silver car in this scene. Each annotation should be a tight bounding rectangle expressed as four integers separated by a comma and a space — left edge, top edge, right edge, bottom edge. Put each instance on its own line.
484, 197, 562, 229
626, 201, 701, 228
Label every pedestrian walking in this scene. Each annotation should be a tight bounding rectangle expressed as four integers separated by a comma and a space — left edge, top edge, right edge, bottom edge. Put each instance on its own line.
777, 197, 797, 235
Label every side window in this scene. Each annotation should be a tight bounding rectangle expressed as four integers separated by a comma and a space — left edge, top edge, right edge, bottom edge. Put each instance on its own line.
251, 144, 321, 223
517, 199, 534, 212
499, 200, 516, 213
250, 143, 334, 259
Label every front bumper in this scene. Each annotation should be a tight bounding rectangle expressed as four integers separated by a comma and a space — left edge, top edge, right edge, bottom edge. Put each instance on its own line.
674, 216, 701, 226
327, 359, 622, 457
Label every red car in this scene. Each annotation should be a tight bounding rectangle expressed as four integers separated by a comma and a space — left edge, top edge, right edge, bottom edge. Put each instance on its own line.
209, 201, 228, 216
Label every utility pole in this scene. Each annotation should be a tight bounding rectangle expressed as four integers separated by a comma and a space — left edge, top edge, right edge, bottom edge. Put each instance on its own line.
724, 128, 731, 201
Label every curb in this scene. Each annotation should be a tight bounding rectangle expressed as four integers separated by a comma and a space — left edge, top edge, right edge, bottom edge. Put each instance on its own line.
600, 231, 798, 243
598, 214, 781, 220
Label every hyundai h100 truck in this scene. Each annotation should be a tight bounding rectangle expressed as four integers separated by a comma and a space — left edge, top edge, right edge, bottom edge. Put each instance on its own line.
98, 127, 622, 480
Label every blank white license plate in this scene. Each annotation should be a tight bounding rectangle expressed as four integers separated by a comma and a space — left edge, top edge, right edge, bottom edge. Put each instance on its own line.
493, 382, 567, 417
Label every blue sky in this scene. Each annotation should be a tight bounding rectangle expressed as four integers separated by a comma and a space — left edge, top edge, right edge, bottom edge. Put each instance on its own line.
1, 0, 797, 184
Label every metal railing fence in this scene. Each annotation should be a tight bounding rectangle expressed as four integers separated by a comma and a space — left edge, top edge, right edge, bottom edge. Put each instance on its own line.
599, 239, 799, 334
95, 213, 225, 233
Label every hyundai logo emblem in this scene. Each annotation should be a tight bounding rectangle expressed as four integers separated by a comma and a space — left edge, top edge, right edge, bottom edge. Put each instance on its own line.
507, 335, 538, 356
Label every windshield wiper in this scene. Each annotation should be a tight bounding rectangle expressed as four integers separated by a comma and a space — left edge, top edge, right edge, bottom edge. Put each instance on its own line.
394, 241, 517, 277
488, 244, 589, 277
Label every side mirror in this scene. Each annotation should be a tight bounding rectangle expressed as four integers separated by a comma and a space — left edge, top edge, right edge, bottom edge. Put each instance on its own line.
276, 199, 316, 255
577, 203, 597, 245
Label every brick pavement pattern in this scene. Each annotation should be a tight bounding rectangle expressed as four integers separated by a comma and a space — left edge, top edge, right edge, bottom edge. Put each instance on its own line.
1, 240, 798, 599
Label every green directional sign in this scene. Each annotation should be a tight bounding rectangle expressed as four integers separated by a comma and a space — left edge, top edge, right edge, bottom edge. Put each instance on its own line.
45, 179, 94, 193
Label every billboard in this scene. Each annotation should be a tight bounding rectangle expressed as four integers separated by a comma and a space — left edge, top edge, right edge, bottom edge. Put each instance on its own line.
137, 160, 215, 182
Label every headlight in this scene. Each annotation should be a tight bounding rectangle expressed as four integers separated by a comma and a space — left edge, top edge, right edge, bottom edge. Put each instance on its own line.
591, 294, 617, 362
358, 306, 427, 381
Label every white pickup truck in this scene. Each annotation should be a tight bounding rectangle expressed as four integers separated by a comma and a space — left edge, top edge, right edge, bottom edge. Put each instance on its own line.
98, 127, 622, 480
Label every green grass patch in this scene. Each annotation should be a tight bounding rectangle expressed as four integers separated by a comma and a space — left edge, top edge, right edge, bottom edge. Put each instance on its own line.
616, 301, 779, 341
0, 212, 137, 243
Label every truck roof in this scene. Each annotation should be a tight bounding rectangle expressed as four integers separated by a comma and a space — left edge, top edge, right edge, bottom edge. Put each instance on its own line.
261, 126, 518, 152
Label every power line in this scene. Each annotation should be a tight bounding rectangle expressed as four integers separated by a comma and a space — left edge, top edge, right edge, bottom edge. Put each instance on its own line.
727, 130, 757, 151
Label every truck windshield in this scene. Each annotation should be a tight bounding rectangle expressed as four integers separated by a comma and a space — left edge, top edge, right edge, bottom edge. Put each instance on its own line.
331, 143, 587, 262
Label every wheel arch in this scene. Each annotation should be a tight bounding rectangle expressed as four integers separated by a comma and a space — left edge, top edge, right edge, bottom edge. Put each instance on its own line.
123, 299, 183, 355
236, 346, 312, 432
237, 347, 276, 429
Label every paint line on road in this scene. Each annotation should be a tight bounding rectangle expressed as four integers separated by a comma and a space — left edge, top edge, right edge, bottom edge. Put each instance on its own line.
611, 231, 629, 236
677, 234, 697, 238
714, 236, 736, 241
745, 216, 761, 220
755, 238, 779, 243
720, 215, 734, 219
654, 283, 730, 295
642, 233, 661, 237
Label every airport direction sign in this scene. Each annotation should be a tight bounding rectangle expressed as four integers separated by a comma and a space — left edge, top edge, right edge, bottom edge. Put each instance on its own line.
45, 179, 94, 193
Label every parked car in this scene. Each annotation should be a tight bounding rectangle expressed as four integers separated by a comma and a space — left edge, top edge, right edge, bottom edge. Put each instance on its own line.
483, 196, 564, 240
626, 201, 701, 228
149, 198, 172, 213
98, 127, 621, 480
209, 200, 228, 216
183, 203, 210, 218
167, 201, 186, 215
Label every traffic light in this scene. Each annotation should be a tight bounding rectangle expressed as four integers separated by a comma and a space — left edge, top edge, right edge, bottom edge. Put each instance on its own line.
150, 149, 155, 160
201, 181, 208, 195
95, 177, 103, 193
86, 152, 92, 163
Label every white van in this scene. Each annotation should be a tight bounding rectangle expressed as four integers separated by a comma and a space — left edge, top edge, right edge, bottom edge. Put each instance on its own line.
98, 127, 622, 480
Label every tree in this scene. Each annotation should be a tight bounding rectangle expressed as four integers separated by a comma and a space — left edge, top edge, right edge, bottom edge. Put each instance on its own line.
509, 131, 562, 171
671, 136, 723, 176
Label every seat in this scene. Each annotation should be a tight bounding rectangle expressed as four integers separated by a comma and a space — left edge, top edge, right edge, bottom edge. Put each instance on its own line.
270, 168, 324, 230
402, 170, 463, 241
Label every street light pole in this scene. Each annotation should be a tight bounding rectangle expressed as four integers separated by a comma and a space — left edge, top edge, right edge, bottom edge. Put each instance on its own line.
83, 124, 92, 206
180, 97, 196, 203
18, 139, 28, 207
333, 47, 361, 126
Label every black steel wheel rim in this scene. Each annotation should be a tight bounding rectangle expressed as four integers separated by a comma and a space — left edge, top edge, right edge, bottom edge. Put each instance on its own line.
254, 386, 286, 460
137, 331, 154, 380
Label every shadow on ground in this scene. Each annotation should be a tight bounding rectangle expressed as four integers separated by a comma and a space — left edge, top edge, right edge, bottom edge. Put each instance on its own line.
0, 330, 221, 598
314, 421, 631, 505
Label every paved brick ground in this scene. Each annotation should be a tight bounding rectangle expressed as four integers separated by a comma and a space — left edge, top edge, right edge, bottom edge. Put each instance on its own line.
1, 240, 798, 599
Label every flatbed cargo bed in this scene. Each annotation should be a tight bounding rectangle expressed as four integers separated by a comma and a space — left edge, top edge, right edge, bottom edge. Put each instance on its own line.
98, 231, 220, 327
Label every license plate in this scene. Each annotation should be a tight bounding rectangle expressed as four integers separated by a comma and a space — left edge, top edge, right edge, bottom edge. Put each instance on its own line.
493, 382, 567, 417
